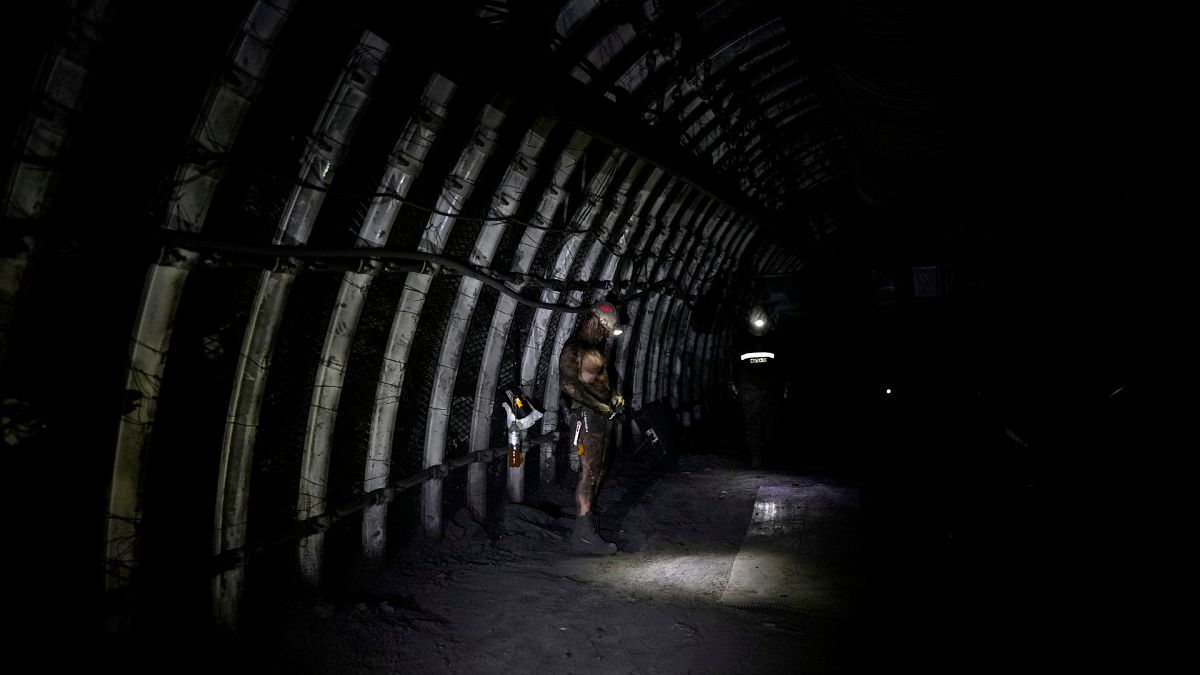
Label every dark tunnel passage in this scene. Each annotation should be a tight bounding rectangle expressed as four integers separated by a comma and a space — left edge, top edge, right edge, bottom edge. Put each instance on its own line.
1, 1, 1152, 673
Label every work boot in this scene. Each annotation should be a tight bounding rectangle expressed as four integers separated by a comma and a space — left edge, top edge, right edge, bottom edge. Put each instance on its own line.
570, 513, 617, 555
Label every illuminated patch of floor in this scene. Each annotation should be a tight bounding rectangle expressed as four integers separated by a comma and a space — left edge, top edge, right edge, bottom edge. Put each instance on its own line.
719, 482, 861, 615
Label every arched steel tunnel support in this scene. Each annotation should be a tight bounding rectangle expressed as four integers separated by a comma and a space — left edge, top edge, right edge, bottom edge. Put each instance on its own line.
681, 218, 753, 420
612, 178, 682, 441
676, 215, 750, 424
694, 224, 758, 420
632, 191, 707, 415
467, 131, 591, 520
420, 116, 558, 545
655, 209, 738, 424
367, 101, 509, 544
627, 185, 695, 415
101, 0, 293, 602
589, 167, 667, 304
682, 217, 755, 422
588, 167, 667, 453
1, 0, 118, 375
213, 30, 388, 627
295, 73, 458, 580
643, 200, 722, 406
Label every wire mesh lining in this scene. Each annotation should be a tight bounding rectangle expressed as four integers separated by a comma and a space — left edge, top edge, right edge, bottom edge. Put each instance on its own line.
197, 10, 354, 248
326, 267, 421, 549
29, 1, 259, 613
389, 87, 493, 249
392, 274, 462, 492
529, 228, 567, 281
499, 302, 534, 425
123, 18, 359, 595
285, 82, 468, 565
196, 143, 295, 248
656, 222, 709, 401
539, 227, 600, 396
453, 285, 500, 432
250, 272, 343, 546
306, 68, 434, 252
567, 229, 599, 283
369, 110, 528, 528
133, 266, 261, 603
133, 19, 357, 589
452, 145, 569, 485
435, 107, 533, 263
533, 312, 563, 403
484, 124, 575, 266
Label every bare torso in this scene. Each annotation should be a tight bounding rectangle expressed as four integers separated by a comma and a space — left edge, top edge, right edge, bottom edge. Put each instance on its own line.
559, 339, 611, 412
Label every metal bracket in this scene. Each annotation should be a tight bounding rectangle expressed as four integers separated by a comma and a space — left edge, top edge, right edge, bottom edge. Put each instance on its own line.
159, 246, 201, 270
356, 257, 382, 274
273, 255, 303, 274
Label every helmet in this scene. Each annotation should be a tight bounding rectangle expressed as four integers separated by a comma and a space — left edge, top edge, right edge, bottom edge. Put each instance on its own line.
590, 301, 619, 333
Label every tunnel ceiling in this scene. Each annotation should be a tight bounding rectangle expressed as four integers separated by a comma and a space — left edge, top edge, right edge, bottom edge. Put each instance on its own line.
360, 0, 1099, 254
335, 1, 1142, 280
3, 0, 1142, 281
397, 0, 859, 221
348, 0, 936, 250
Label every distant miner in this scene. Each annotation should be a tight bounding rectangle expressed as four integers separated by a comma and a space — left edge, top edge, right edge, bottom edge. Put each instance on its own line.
730, 304, 785, 469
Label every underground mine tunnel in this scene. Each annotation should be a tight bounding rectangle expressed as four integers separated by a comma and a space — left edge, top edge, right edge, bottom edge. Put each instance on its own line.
1, 1, 1148, 673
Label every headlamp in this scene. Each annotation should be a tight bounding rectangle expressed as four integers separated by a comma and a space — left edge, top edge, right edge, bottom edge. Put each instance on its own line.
747, 305, 770, 336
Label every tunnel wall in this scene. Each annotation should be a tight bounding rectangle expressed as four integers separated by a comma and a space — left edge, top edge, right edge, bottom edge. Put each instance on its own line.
0, 0, 811, 634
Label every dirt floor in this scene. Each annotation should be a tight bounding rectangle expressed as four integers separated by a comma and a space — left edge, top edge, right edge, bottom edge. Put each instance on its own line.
220, 453, 878, 674
88, 426, 1079, 675
87, 383, 1154, 674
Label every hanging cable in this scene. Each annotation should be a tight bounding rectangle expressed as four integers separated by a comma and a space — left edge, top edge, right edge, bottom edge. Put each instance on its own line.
18, 223, 696, 312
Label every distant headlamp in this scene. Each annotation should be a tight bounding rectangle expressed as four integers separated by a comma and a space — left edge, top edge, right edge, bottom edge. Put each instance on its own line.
747, 305, 770, 336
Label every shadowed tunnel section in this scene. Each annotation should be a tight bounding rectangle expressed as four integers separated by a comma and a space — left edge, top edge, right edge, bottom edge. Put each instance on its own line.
0, 1, 1148, 672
